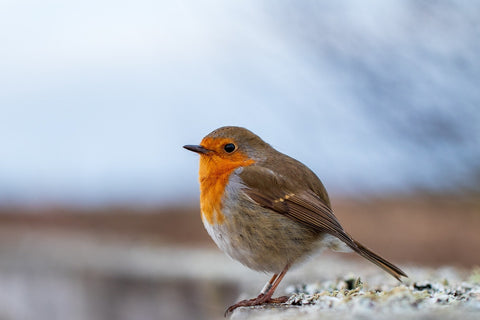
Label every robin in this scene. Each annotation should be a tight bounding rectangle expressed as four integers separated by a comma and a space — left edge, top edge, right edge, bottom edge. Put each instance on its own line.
184, 126, 407, 314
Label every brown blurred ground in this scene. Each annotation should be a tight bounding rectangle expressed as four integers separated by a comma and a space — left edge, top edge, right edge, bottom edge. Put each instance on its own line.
0, 194, 479, 267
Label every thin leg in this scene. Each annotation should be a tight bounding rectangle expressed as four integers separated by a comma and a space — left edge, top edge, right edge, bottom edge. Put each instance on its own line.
262, 264, 290, 301
260, 273, 278, 295
225, 264, 291, 316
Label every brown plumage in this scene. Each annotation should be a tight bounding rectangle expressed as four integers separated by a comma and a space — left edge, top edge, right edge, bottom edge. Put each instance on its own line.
184, 126, 407, 315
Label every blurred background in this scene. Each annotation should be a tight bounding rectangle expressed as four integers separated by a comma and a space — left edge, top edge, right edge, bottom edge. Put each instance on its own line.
0, 1, 479, 319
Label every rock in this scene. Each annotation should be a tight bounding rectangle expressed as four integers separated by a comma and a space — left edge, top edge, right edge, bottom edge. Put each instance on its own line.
230, 271, 480, 320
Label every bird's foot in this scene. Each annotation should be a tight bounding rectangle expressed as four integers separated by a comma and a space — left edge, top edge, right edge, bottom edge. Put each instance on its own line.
224, 294, 288, 316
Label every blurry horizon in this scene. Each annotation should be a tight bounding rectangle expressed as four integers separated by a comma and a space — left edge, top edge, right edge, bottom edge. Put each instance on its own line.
1, 1, 479, 207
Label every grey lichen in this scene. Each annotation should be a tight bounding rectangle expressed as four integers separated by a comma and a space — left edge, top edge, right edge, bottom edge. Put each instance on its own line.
284, 275, 480, 313
231, 269, 480, 320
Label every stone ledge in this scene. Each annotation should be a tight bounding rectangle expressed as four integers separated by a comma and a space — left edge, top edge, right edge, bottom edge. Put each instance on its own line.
231, 272, 480, 320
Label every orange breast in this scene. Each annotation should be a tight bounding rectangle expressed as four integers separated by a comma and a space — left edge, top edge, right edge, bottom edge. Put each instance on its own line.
198, 140, 255, 225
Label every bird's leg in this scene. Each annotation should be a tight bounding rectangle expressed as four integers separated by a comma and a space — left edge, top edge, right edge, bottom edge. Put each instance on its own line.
261, 265, 290, 303
259, 273, 279, 296
224, 274, 277, 316
225, 264, 290, 316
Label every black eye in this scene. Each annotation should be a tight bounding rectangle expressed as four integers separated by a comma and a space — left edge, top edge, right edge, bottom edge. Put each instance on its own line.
224, 143, 236, 153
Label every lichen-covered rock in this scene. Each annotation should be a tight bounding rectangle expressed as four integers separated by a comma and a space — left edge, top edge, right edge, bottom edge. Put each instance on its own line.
231, 268, 480, 320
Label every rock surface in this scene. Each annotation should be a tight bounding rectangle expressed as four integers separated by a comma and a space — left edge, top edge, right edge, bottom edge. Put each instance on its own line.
231, 269, 480, 320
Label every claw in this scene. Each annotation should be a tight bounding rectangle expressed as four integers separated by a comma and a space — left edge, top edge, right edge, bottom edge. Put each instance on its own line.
225, 266, 291, 316
224, 295, 289, 317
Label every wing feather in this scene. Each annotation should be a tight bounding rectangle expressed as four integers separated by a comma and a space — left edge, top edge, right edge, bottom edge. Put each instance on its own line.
238, 165, 407, 281
239, 166, 356, 247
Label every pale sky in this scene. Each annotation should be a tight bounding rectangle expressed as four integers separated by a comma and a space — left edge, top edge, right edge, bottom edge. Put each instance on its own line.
1, 1, 479, 206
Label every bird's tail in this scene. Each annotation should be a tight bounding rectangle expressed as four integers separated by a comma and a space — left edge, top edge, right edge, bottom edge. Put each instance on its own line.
348, 239, 407, 281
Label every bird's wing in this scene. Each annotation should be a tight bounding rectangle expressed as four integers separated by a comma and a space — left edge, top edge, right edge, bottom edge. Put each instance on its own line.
239, 165, 407, 281
239, 166, 355, 246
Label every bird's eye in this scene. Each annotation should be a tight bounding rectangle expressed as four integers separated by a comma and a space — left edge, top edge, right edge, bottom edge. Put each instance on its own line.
224, 143, 236, 153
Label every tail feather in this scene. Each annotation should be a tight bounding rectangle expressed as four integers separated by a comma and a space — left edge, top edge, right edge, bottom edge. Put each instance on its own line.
348, 239, 407, 281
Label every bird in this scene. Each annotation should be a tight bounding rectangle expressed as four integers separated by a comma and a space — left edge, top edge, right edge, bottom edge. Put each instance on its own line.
183, 126, 407, 315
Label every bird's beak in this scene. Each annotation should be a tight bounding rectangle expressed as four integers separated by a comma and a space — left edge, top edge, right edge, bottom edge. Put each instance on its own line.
183, 145, 211, 154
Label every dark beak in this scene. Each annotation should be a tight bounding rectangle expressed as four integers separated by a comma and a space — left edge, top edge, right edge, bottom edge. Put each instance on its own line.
183, 145, 211, 154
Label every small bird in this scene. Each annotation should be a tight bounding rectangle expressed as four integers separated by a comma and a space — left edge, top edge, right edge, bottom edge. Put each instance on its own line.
184, 126, 407, 314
